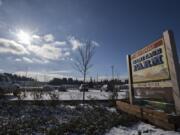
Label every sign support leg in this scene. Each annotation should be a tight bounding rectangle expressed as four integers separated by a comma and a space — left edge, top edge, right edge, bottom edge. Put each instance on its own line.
163, 30, 180, 114
127, 55, 134, 104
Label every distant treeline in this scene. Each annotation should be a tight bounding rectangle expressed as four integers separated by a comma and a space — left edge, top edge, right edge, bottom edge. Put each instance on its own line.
0, 72, 128, 86
48, 77, 128, 86
0, 73, 35, 82
48, 78, 83, 85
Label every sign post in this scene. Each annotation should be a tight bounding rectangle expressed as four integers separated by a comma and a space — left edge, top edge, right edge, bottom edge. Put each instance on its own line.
163, 30, 180, 114
127, 55, 134, 104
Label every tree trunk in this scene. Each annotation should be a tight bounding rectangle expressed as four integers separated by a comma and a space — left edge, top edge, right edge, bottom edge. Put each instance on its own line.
82, 72, 86, 104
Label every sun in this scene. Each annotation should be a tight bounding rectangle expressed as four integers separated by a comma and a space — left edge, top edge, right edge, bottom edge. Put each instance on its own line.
17, 30, 31, 44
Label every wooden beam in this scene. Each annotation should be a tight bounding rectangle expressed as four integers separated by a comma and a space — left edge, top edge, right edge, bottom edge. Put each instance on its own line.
116, 101, 176, 130
127, 55, 134, 104
163, 30, 180, 114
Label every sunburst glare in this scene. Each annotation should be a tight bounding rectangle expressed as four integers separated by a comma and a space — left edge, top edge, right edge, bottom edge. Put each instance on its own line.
17, 30, 31, 44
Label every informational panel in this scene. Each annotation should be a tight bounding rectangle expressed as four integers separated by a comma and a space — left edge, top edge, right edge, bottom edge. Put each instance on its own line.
131, 38, 170, 83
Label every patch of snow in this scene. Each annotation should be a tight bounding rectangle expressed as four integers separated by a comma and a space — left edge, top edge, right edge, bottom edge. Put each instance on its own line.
67, 89, 79, 92
106, 107, 117, 113
18, 91, 127, 100
66, 105, 76, 109
41, 93, 51, 100
105, 122, 180, 135
79, 103, 94, 109
88, 89, 101, 92
9, 97, 18, 100
24, 92, 34, 100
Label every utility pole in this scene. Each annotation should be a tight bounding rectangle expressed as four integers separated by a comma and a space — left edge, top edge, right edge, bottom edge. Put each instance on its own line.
97, 73, 98, 83
111, 65, 114, 80
35, 73, 38, 87
23, 67, 28, 97
25, 67, 28, 87
111, 65, 117, 100
44, 74, 47, 83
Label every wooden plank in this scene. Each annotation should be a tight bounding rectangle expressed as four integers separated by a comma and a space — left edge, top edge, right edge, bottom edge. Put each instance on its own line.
116, 101, 142, 117
127, 55, 134, 104
143, 108, 168, 119
116, 101, 176, 130
153, 119, 175, 130
168, 115, 180, 124
163, 30, 180, 114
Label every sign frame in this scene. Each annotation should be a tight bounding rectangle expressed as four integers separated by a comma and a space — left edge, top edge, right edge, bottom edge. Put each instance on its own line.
127, 30, 180, 114
130, 38, 171, 83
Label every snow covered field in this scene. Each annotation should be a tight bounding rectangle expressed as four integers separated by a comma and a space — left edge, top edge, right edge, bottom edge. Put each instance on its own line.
18, 90, 127, 100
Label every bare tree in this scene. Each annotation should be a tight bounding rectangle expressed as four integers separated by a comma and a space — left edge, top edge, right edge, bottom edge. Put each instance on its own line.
73, 41, 96, 102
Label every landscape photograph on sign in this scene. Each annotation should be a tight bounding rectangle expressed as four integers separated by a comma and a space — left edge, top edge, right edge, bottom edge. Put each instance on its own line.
131, 38, 170, 83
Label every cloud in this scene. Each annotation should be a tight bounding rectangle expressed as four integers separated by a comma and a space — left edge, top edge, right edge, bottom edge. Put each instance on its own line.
15, 70, 72, 81
0, 68, 4, 72
92, 41, 100, 47
28, 44, 62, 60
0, 38, 29, 55
32, 34, 41, 42
31, 58, 49, 64
53, 41, 66, 46
0, 37, 70, 63
68, 36, 83, 50
70, 58, 74, 61
22, 57, 34, 63
0, 32, 72, 65
43, 34, 54, 42
64, 51, 70, 56
15, 58, 22, 62
15, 57, 49, 64
68, 37, 99, 50
49, 70, 71, 74
32, 34, 41, 40
0, 0, 3, 7
32, 34, 66, 46
15, 57, 35, 64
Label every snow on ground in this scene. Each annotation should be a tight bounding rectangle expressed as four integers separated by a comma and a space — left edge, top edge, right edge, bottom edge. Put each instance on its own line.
105, 122, 180, 135
18, 91, 127, 100
65, 105, 76, 109
105, 107, 117, 113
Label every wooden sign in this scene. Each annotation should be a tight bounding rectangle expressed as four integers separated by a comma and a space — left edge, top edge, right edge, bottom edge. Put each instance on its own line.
127, 30, 180, 114
131, 38, 170, 83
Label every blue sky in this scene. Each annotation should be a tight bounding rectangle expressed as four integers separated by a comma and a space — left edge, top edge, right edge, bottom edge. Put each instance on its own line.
0, 0, 179, 81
